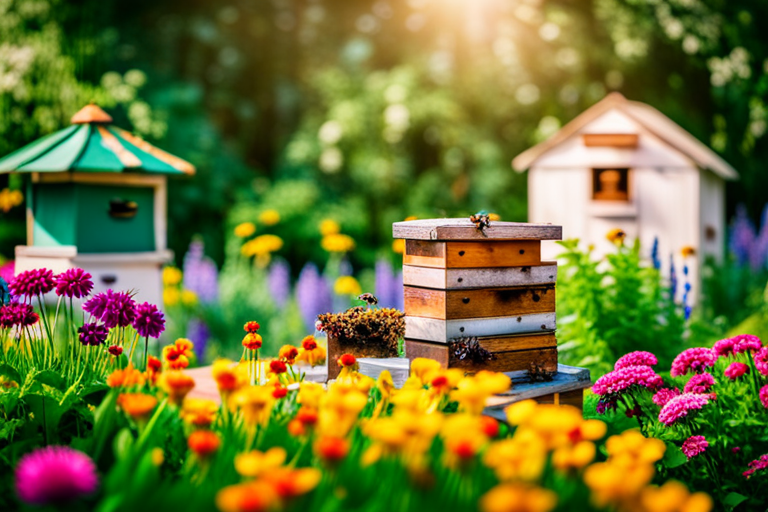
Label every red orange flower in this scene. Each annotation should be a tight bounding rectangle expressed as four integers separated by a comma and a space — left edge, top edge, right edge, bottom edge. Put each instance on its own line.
163, 338, 194, 369
338, 354, 357, 368
242, 333, 263, 351
118, 393, 157, 421
188, 430, 220, 458
279, 345, 299, 364
107, 365, 145, 388
315, 436, 350, 464
244, 321, 260, 334
270, 360, 287, 375
146, 355, 162, 384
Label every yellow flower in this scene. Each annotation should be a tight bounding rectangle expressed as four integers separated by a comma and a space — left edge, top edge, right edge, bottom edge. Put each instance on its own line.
258, 209, 281, 226
480, 484, 557, 512
321, 233, 355, 253
640, 481, 713, 512
297, 381, 325, 409
229, 386, 275, 427
296, 336, 326, 367
162, 266, 183, 286
334, 276, 361, 296
235, 447, 287, 478
605, 430, 666, 467
212, 359, 248, 397
241, 234, 284, 257
409, 357, 443, 386
158, 370, 196, 405
552, 441, 596, 471
317, 383, 368, 438
181, 289, 198, 306
0, 188, 23, 212
163, 287, 180, 306
392, 239, 405, 254
584, 461, 655, 508
681, 246, 696, 258
216, 481, 278, 512
488, 213, 501, 221
451, 372, 512, 415
606, 228, 626, 245
234, 222, 256, 238
319, 219, 341, 236
181, 398, 218, 428
484, 433, 548, 482
404, 216, 418, 221
118, 393, 158, 421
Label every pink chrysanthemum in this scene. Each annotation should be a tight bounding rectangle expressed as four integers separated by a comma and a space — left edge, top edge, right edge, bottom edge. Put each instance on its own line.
733, 334, 762, 354
55, 268, 93, 299
744, 454, 768, 479
592, 365, 664, 396
614, 351, 658, 370
652, 387, 682, 407
132, 302, 165, 338
683, 373, 715, 394
760, 385, 768, 409
658, 393, 711, 426
670, 347, 716, 377
724, 362, 750, 380
712, 337, 737, 358
15, 446, 98, 505
681, 435, 708, 459
9, 268, 55, 299
0, 303, 39, 328
83, 290, 136, 328
754, 347, 768, 377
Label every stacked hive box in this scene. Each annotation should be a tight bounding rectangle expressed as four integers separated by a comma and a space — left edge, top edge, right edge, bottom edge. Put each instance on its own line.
393, 218, 561, 376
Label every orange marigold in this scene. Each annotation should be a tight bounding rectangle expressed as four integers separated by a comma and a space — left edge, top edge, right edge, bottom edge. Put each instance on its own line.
212, 359, 247, 395
216, 482, 277, 512
242, 333, 262, 351
315, 436, 350, 463
118, 393, 158, 421
188, 430, 220, 458
264, 468, 322, 500
146, 355, 162, 384
163, 338, 194, 369
278, 345, 299, 364
302, 336, 317, 351
107, 365, 145, 388
181, 398, 218, 428
159, 371, 196, 405
338, 353, 357, 368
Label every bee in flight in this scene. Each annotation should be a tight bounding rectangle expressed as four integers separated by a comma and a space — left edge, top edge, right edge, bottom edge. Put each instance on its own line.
357, 293, 378, 307
469, 212, 491, 233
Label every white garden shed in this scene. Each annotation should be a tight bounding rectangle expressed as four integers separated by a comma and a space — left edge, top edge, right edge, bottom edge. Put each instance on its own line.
512, 92, 738, 299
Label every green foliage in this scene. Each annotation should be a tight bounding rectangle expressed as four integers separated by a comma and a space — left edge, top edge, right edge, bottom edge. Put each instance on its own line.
556, 239, 685, 375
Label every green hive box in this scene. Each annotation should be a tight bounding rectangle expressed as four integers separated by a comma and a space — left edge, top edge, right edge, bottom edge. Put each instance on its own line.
0, 104, 195, 305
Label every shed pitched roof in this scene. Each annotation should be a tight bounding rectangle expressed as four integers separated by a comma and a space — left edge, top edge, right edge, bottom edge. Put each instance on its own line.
512, 92, 738, 180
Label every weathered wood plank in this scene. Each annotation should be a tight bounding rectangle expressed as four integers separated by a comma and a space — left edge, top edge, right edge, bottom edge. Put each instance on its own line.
404, 285, 555, 320
405, 313, 556, 343
404, 240, 541, 269
402, 264, 557, 290
393, 218, 562, 241
484, 365, 592, 411
405, 339, 557, 373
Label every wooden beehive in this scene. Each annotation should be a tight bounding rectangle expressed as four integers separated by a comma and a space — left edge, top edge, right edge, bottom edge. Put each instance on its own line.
393, 218, 562, 376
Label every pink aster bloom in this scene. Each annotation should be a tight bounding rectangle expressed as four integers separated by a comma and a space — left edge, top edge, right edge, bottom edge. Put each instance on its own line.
681, 435, 708, 459
744, 454, 768, 479
55, 268, 93, 299
754, 347, 768, 377
83, 290, 136, 328
683, 373, 715, 394
712, 337, 737, 358
9, 268, 55, 299
760, 385, 768, 409
732, 334, 762, 354
652, 387, 681, 407
725, 362, 750, 380
15, 446, 98, 505
592, 365, 664, 396
670, 347, 716, 377
0, 302, 39, 328
132, 302, 165, 338
658, 393, 711, 426
614, 351, 658, 370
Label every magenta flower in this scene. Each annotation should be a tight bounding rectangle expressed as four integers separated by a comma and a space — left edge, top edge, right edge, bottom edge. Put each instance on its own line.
55, 268, 93, 298
15, 446, 98, 505
592, 365, 664, 396
725, 362, 750, 380
652, 387, 681, 407
9, 268, 55, 299
0, 303, 39, 328
670, 347, 716, 377
744, 454, 768, 479
760, 385, 768, 409
132, 302, 165, 338
658, 393, 711, 426
614, 351, 658, 370
712, 337, 736, 358
733, 334, 762, 354
754, 347, 768, 376
83, 290, 136, 328
681, 435, 708, 459
683, 373, 715, 394
77, 323, 109, 346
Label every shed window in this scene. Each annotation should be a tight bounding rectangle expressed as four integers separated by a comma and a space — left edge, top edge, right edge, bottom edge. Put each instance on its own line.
592, 168, 629, 201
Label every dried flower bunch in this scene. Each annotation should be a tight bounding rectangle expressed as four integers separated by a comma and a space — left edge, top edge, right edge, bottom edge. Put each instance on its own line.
317, 306, 405, 357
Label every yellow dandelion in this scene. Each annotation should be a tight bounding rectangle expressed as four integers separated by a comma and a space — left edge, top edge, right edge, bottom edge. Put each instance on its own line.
488, 213, 501, 221
321, 233, 355, 253
162, 266, 183, 286
259, 209, 281, 226
392, 239, 405, 254
234, 222, 256, 238
404, 215, 418, 221
334, 276, 362, 296
181, 289, 198, 306
163, 288, 180, 307
319, 219, 341, 236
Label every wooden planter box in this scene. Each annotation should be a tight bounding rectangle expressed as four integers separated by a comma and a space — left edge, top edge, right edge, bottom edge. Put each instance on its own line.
326, 334, 399, 381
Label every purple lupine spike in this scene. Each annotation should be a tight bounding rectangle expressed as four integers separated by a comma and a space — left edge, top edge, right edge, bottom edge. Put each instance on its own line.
186, 318, 210, 361
730, 204, 756, 266
651, 237, 661, 270
375, 259, 397, 308
669, 254, 678, 299
183, 239, 219, 304
296, 263, 333, 332
268, 259, 291, 307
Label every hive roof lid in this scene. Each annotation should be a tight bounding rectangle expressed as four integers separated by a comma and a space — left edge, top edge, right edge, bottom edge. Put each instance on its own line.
0, 105, 195, 175
392, 218, 562, 241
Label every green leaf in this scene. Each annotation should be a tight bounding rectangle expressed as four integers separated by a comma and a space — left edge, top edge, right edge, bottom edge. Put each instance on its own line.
113, 428, 134, 459
0, 363, 21, 384
34, 370, 65, 390
662, 442, 688, 468
723, 492, 748, 510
